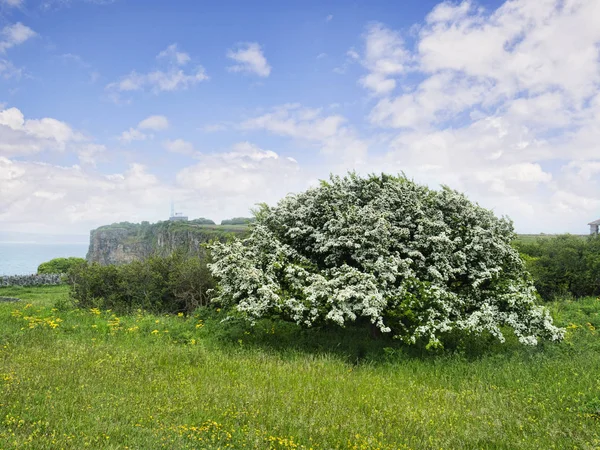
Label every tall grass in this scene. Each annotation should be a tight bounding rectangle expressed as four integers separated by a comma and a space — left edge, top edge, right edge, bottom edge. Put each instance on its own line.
1, 285, 599, 449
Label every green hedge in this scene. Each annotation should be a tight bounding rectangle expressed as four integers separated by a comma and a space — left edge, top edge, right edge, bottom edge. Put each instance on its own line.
515, 234, 600, 300
66, 253, 215, 313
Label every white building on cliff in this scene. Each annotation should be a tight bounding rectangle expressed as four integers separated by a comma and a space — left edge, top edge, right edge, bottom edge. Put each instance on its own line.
169, 202, 188, 222
589, 219, 600, 235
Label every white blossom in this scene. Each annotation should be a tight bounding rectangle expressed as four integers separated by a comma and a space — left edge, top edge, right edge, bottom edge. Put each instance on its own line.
209, 173, 565, 347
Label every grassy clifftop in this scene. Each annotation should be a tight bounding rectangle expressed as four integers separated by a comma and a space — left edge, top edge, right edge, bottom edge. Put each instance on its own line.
87, 220, 250, 265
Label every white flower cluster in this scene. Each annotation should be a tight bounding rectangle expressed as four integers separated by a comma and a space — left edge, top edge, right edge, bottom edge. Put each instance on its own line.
208, 173, 565, 347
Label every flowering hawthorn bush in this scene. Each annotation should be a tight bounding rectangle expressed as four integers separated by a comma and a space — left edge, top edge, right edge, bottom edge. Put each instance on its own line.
208, 173, 564, 347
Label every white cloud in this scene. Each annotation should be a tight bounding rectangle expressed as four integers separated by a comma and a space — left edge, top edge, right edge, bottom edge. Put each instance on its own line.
138, 115, 169, 131
156, 44, 190, 66
0, 158, 172, 234
227, 42, 271, 77
326, 14, 333, 22
357, 22, 411, 95
226, 141, 279, 161
119, 127, 146, 142
417, 0, 600, 101
1, 0, 24, 7
0, 107, 84, 156
77, 143, 106, 166
425, 1, 473, 23
163, 139, 196, 156
108, 68, 208, 95
0, 149, 298, 234
106, 44, 208, 102
241, 104, 345, 141
176, 142, 298, 196
369, 72, 492, 128
241, 104, 368, 164
0, 59, 22, 79
0, 107, 106, 169
0, 23, 36, 53
119, 115, 169, 142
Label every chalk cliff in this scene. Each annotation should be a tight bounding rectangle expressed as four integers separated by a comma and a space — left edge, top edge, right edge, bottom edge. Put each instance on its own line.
86, 221, 249, 265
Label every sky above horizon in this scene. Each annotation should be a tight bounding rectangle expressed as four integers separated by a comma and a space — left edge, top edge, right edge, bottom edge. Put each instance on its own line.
1, 0, 599, 236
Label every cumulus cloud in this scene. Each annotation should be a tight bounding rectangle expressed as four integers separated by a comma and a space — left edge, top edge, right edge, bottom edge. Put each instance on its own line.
0, 158, 171, 234
0, 23, 36, 53
0, 141, 308, 234
106, 44, 208, 102
0, 107, 83, 156
349, 0, 600, 233
119, 128, 147, 142
176, 142, 298, 196
156, 44, 190, 66
364, 0, 600, 130
241, 104, 368, 164
417, 1, 600, 102
357, 22, 411, 95
0, 106, 107, 167
138, 115, 169, 131
0, 23, 35, 77
227, 42, 271, 77
119, 115, 169, 142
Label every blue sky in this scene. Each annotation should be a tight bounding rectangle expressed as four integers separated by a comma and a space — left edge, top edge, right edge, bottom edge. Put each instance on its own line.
1, 0, 599, 236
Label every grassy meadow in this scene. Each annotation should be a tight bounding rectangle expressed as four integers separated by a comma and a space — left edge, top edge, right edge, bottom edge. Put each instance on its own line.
0, 285, 599, 449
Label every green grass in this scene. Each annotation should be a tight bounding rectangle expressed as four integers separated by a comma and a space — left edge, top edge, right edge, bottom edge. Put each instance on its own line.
1, 286, 599, 449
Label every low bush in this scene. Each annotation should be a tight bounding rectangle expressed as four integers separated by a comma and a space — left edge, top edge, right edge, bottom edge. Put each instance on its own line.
37, 257, 86, 274
67, 252, 215, 313
189, 217, 216, 225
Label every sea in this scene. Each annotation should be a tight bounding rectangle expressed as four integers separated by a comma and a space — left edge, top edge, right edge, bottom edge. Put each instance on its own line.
0, 243, 89, 276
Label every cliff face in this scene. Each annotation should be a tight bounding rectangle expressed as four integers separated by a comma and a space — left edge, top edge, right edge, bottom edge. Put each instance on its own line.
86, 221, 248, 265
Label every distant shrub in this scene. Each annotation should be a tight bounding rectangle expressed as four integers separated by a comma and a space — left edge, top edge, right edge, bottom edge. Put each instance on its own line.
37, 257, 86, 274
189, 218, 216, 225
514, 234, 600, 300
209, 172, 564, 348
66, 253, 215, 313
220, 217, 255, 225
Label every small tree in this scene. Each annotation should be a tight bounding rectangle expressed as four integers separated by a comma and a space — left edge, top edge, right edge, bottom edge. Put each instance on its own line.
209, 173, 564, 347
